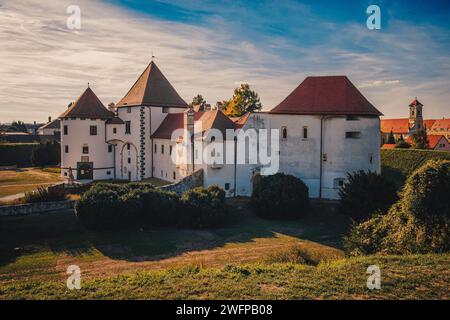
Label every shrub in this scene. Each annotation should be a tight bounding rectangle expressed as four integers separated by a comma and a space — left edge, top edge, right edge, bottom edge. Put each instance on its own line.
251, 173, 309, 220
75, 187, 142, 231
31, 141, 60, 166
24, 186, 68, 203
179, 185, 230, 229
0, 143, 37, 167
344, 160, 450, 255
140, 189, 180, 226
339, 170, 398, 222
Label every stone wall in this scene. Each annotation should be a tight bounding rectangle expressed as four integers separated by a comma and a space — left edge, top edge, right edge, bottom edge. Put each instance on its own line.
158, 169, 203, 195
0, 200, 75, 217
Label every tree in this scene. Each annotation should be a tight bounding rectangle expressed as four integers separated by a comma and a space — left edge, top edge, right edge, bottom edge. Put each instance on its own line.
411, 129, 429, 149
222, 83, 262, 117
387, 130, 395, 144
9, 120, 27, 133
190, 94, 206, 107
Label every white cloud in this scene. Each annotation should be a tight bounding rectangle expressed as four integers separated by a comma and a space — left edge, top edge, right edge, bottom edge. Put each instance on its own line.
0, 0, 449, 122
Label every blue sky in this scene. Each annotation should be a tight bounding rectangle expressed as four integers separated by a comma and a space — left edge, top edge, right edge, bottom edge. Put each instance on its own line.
0, 0, 449, 122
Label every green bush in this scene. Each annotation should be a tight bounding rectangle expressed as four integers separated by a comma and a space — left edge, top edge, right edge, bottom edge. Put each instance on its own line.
75, 187, 142, 231
339, 170, 398, 222
140, 189, 180, 226
344, 160, 450, 256
31, 141, 60, 166
251, 173, 309, 220
179, 185, 230, 229
0, 143, 38, 167
24, 186, 68, 203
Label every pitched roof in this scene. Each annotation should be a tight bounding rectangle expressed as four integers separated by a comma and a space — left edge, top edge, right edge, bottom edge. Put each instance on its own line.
151, 110, 235, 139
428, 135, 447, 149
59, 87, 113, 119
381, 118, 409, 134
117, 61, 188, 108
106, 117, 125, 125
230, 112, 251, 128
39, 119, 60, 130
430, 119, 450, 131
409, 98, 423, 107
270, 76, 382, 116
424, 119, 437, 129
381, 144, 397, 149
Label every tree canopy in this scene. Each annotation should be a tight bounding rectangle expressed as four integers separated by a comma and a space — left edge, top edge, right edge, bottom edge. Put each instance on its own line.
190, 94, 206, 107
222, 83, 262, 117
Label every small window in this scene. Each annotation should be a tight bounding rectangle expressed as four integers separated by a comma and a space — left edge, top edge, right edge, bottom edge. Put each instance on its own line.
107, 171, 111, 175
334, 178, 345, 188
108, 145, 113, 153
169, 145, 173, 155
82, 146, 89, 154
128, 158, 131, 164
281, 127, 287, 139
64, 172, 68, 176
127, 107, 131, 113
125, 121, 131, 134
225, 183, 230, 191
65, 145, 69, 153
211, 136, 216, 142
345, 132, 361, 139
161, 144, 164, 154
90, 125, 97, 136
322, 154, 327, 162
346, 116, 359, 121
303, 127, 308, 139
63, 125, 68, 135
113, 128, 117, 134
127, 143, 130, 150
173, 171, 176, 180
154, 144, 157, 153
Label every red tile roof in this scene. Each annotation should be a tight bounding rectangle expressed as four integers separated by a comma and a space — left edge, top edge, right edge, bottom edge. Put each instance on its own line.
59, 87, 113, 119
230, 112, 251, 128
428, 135, 448, 149
270, 76, 382, 116
151, 110, 235, 139
430, 119, 450, 131
381, 144, 397, 149
381, 118, 409, 134
424, 119, 437, 129
117, 61, 187, 108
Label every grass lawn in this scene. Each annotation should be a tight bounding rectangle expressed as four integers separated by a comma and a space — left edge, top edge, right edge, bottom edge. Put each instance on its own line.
0, 168, 63, 198
0, 199, 448, 299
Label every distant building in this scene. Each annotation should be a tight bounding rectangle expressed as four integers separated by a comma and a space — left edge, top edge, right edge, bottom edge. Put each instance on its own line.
38, 117, 61, 136
381, 98, 449, 146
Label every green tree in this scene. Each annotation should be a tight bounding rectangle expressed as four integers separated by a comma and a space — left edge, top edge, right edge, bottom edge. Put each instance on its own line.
411, 129, 429, 149
9, 120, 27, 133
223, 83, 262, 117
190, 94, 206, 107
387, 130, 395, 144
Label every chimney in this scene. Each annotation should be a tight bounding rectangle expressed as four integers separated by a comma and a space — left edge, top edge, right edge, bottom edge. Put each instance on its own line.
184, 106, 195, 137
48, 116, 51, 123
216, 102, 223, 111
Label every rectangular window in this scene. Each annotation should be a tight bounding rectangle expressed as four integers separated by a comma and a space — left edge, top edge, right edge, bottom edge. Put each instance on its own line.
128, 158, 131, 164
63, 125, 68, 135
161, 144, 164, 154
127, 107, 131, 113
154, 144, 157, 153
90, 125, 97, 136
127, 143, 130, 150
65, 145, 69, 153
225, 183, 230, 191
173, 171, 176, 180
169, 145, 173, 155
345, 131, 361, 139
108, 145, 113, 153
303, 127, 308, 139
282, 127, 287, 139
125, 121, 131, 134
113, 128, 117, 134
82, 146, 89, 154
346, 116, 360, 121
107, 171, 111, 175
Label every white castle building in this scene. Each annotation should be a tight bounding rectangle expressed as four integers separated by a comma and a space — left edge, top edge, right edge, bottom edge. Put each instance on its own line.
59, 61, 382, 199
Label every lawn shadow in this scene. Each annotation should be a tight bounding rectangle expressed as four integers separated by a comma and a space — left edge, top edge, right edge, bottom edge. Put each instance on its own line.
0, 199, 350, 267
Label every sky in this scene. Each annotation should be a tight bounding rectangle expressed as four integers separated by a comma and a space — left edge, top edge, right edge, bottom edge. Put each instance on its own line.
0, 0, 449, 123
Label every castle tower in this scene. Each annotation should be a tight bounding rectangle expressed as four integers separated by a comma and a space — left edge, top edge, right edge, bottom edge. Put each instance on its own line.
409, 98, 424, 132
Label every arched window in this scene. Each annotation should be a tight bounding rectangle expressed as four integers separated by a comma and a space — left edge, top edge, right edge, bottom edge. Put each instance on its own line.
282, 127, 287, 139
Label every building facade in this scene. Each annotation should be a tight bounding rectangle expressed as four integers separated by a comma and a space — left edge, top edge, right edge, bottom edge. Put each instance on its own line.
60, 62, 382, 199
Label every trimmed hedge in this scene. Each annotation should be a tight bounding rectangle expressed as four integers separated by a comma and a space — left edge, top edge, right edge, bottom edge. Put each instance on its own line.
251, 173, 309, 220
381, 149, 450, 189
344, 160, 450, 256
31, 141, 60, 166
0, 143, 38, 167
75, 183, 231, 231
